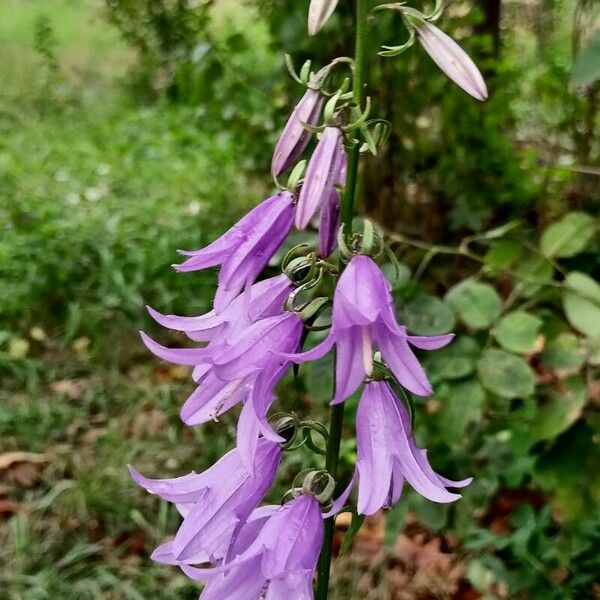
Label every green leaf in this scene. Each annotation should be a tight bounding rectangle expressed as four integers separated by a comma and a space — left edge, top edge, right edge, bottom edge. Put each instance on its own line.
384, 501, 408, 548
541, 333, 585, 370
493, 311, 542, 354
306, 353, 334, 402
381, 260, 411, 290
571, 29, 600, 87
562, 272, 600, 337
340, 508, 365, 554
409, 494, 448, 531
534, 422, 600, 518
540, 212, 596, 258
402, 294, 455, 335
477, 348, 535, 399
425, 336, 480, 382
483, 240, 521, 273
445, 279, 502, 330
436, 379, 486, 444
531, 376, 587, 441
587, 336, 600, 366
513, 255, 554, 298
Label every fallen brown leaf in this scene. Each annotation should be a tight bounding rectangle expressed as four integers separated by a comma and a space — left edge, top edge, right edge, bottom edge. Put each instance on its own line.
0, 451, 49, 471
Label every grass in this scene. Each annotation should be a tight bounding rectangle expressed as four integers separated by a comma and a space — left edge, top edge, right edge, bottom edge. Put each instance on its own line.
0, 1, 269, 597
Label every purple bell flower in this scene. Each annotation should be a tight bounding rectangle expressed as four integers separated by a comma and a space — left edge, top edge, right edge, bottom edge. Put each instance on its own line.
417, 22, 488, 101
146, 273, 293, 345
356, 380, 472, 515
183, 494, 324, 599
296, 126, 346, 230
128, 438, 282, 565
140, 311, 302, 425
175, 192, 294, 312
282, 255, 453, 402
272, 88, 324, 177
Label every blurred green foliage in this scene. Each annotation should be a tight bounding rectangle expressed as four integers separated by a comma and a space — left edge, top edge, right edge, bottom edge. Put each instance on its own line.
1, 1, 599, 599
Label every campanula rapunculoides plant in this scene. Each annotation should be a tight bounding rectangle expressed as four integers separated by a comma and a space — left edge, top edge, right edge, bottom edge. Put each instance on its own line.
130, 1, 488, 597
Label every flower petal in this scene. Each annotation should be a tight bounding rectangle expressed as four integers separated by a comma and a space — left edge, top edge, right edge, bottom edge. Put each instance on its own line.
140, 331, 208, 366
376, 325, 433, 396
180, 374, 249, 425
272, 89, 323, 176
407, 333, 454, 350
332, 326, 368, 403
296, 127, 344, 229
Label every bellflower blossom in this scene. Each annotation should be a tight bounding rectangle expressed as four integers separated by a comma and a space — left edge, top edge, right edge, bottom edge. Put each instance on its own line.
146, 273, 293, 346
295, 126, 346, 230
140, 311, 302, 426
356, 380, 472, 515
183, 494, 324, 599
129, 438, 281, 565
175, 191, 294, 312
417, 21, 488, 101
272, 88, 324, 177
283, 255, 453, 402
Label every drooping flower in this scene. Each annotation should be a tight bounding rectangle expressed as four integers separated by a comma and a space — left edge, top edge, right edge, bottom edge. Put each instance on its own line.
146, 273, 293, 345
175, 191, 294, 312
183, 494, 324, 599
416, 21, 488, 101
296, 126, 346, 230
282, 255, 453, 402
355, 380, 472, 515
272, 88, 324, 177
129, 438, 282, 565
308, 0, 340, 36
140, 311, 302, 425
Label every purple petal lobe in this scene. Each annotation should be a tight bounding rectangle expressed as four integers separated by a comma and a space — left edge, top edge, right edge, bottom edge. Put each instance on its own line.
296, 126, 344, 229
272, 88, 323, 176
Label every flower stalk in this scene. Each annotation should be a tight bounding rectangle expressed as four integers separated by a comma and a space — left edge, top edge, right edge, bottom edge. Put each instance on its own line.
315, 1, 369, 597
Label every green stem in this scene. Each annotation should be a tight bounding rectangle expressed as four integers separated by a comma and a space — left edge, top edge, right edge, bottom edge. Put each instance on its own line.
316, 2, 369, 599
340, 0, 369, 229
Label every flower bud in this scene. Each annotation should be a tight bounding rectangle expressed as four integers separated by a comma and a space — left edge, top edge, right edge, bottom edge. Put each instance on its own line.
308, 0, 339, 36
302, 470, 336, 504
270, 414, 299, 447
416, 21, 488, 101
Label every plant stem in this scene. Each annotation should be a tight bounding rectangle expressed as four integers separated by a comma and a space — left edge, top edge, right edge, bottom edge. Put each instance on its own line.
316, 2, 369, 599
340, 0, 369, 229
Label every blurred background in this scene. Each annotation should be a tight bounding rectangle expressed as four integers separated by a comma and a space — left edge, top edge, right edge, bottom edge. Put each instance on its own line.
0, 0, 599, 598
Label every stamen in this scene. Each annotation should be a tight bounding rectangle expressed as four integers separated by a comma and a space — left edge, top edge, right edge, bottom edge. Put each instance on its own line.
362, 326, 373, 376
208, 378, 245, 422
257, 580, 270, 600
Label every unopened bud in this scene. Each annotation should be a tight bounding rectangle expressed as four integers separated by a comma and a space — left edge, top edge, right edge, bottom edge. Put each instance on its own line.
308, 0, 339, 36
270, 414, 299, 447
302, 470, 336, 504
